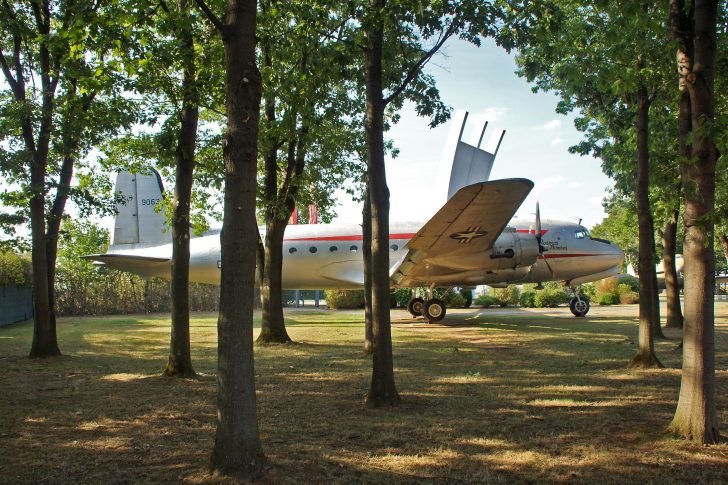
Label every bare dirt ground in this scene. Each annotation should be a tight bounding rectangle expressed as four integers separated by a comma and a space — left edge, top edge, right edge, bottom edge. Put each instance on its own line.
0, 301, 726, 484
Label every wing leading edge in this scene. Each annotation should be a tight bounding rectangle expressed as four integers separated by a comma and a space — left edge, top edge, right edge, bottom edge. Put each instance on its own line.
391, 178, 534, 287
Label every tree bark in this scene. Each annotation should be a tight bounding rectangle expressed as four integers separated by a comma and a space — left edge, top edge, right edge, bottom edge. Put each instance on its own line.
364, 0, 400, 407
668, 0, 720, 444
165, 0, 199, 377
258, 221, 292, 343
663, 207, 684, 328
630, 81, 663, 368
209, 0, 264, 476
719, 233, 728, 267
28, 0, 60, 358
362, 183, 373, 355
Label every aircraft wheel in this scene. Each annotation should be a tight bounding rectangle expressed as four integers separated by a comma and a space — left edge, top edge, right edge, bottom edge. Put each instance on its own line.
407, 297, 425, 317
570, 297, 590, 317
423, 298, 446, 323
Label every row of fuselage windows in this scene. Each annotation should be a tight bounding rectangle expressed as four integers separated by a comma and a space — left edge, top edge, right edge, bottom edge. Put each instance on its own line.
288, 244, 400, 255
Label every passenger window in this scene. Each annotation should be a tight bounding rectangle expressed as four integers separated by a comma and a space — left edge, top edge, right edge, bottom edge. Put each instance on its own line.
309, 247, 317, 253
390, 244, 398, 251
289, 247, 297, 254
329, 246, 337, 252
350, 245, 358, 252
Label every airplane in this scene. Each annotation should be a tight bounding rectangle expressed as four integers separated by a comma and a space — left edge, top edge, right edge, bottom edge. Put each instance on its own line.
84, 169, 625, 321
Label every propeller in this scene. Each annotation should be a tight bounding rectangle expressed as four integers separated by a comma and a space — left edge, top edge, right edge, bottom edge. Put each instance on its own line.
532, 201, 556, 282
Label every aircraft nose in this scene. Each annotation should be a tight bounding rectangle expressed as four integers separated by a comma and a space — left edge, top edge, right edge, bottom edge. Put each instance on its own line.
610, 244, 625, 268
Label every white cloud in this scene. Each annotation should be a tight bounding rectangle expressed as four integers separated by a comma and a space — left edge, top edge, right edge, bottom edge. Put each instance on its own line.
543, 119, 561, 130
568, 181, 583, 188
550, 137, 564, 145
531, 176, 565, 199
589, 195, 604, 206
472, 107, 507, 123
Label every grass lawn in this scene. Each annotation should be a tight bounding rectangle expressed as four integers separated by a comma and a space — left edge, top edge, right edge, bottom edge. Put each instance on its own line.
1, 302, 727, 484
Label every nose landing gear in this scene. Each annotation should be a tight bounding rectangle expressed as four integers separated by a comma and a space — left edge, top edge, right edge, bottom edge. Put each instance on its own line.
568, 289, 590, 317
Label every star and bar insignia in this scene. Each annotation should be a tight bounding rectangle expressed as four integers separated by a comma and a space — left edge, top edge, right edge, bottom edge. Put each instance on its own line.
449, 226, 487, 244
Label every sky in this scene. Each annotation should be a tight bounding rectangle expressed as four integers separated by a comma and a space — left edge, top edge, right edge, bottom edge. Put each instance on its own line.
331, 38, 613, 230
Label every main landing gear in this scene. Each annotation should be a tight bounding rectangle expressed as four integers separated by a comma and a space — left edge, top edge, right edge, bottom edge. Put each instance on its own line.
568, 289, 590, 317
407, 295, 447, 323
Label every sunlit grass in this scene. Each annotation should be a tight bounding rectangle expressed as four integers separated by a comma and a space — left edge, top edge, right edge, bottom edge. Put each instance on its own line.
0, 302, 726, 483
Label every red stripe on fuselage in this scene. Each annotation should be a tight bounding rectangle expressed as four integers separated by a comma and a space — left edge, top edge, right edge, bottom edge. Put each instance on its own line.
516, 229, 549, 235
541, 253, 601, 259
285, 233, 416, 242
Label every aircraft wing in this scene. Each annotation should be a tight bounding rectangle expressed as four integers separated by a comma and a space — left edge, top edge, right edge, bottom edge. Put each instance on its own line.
391, 178, 533, 287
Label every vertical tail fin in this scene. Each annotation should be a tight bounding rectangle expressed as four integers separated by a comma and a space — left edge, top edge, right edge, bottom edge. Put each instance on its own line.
110, 169, 170, 251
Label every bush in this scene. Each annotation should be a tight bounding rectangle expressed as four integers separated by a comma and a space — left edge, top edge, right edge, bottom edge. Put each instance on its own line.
619, 291, 639, 304
534, 282, 570, 308
433, 288, 466, 308
616, 274, 640, 293
392, 288, 412, 308
474, 294, 499, 308
520, 290, 537, 308
579, 283, 596, 301
324, 290, 365, 309
596, 277, 620, 295
598, 293, 621, 305
491, 285, 519, 307
459, 288, 473, 308
0, 251, 32, 287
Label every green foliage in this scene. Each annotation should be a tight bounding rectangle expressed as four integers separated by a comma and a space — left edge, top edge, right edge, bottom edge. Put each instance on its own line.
598, 293, 621, 306
434, 288, 466, 308
491, 286, 520, 307
0, 251, 32, 287
580, 283, 596, 301
519, 290, 537, 308
392, 288, 412, 308
53, 219, 218, 315
619, 291, 639, 304
534, 282, 570, 308
616, 275, 640, 293
324, 290, 365, 309
459, 288, 473, 308
474, 294, 499, 308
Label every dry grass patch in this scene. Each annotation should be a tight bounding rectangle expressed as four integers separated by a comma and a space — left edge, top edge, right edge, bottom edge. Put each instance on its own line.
0, 303, 726, 483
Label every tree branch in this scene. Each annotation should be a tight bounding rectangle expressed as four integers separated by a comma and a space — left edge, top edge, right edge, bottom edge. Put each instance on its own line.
192, 0, 225, 33
383, 21, 457, 106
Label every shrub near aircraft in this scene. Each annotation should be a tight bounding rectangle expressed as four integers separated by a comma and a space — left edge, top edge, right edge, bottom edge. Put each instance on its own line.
84, 170, 624, 321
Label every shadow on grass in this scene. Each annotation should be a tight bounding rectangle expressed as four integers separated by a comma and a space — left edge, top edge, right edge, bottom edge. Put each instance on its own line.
1, 306, 727, 483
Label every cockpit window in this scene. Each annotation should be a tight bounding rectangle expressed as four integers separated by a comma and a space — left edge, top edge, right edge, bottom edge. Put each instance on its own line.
574, 228, 590, 239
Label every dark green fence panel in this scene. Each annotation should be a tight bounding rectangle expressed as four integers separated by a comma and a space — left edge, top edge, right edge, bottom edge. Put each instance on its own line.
0, 286, 33, 327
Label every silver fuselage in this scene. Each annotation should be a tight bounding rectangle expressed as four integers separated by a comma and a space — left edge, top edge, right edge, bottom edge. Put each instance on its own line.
104, 219, 624, 289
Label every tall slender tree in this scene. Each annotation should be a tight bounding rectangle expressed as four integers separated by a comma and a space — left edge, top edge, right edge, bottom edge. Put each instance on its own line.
256, 0, 363, 344
194, 0, 264, 476
668, 0, 720, 445
0, 1, 137, 357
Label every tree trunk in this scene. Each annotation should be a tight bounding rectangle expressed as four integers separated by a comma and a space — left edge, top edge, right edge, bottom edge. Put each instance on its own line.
165, 0, 199, 377
663, 207, 684, 328
362, 184, 373, 355
210, 0, 264, 476
29, 154, 59, 358
719, 233, 728, 266
364, 0, 400, 407
27, 0, 60, 358
630, 82, 663, 368
669, 0, 719, 444
257, 221, 292, 343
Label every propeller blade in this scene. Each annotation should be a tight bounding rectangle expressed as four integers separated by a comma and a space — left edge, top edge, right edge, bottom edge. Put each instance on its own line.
535, 201, 541, 243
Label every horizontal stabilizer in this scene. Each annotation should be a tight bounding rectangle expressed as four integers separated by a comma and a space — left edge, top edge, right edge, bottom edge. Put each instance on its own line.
82, 254, 171, 278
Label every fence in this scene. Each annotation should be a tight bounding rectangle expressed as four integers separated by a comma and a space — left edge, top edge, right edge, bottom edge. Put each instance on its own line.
0, 286, 34, 327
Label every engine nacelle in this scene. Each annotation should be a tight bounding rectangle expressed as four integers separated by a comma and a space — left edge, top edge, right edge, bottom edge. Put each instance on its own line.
485, 232, 539, 271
